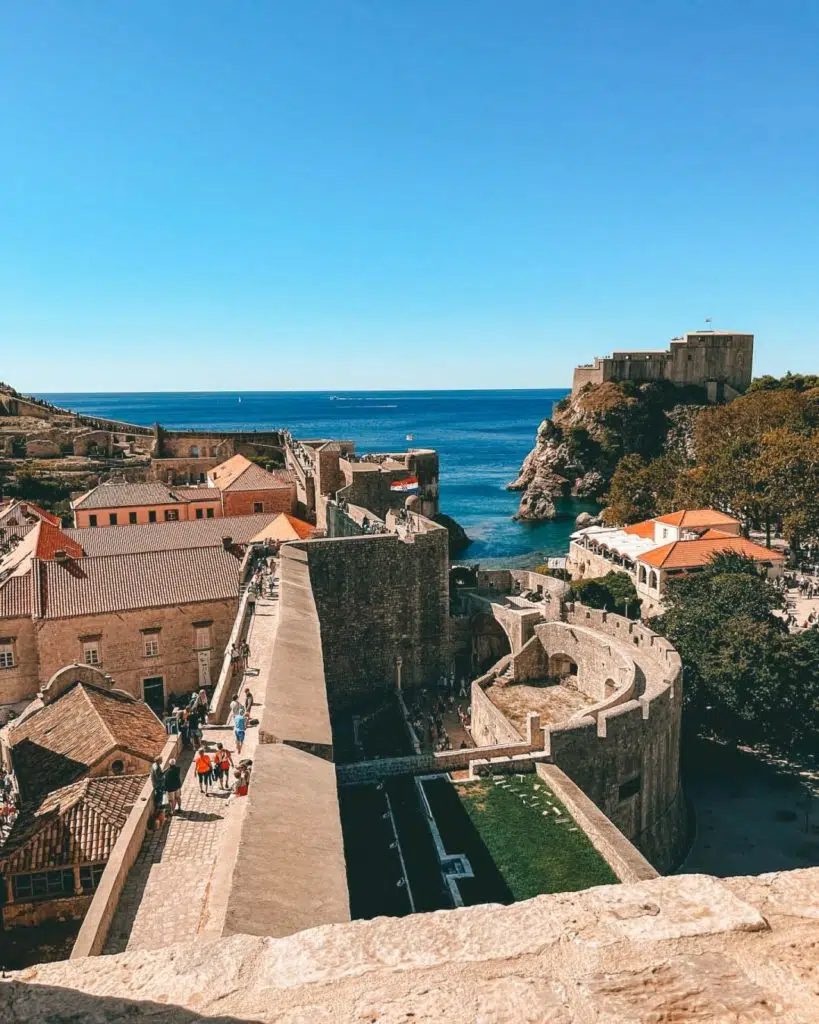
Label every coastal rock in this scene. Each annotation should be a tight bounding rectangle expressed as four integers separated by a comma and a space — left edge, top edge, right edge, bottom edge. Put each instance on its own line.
433, 512, 472, 556
575, 511, 602, 528
508, 382, 706, 522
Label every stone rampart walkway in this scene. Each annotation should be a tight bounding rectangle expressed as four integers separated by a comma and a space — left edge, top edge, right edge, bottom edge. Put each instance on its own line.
104, 592, 280, 955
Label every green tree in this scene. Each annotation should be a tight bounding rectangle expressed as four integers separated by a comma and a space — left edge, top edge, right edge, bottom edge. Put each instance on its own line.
650, 553, 819, 757
570, 570, 640, 618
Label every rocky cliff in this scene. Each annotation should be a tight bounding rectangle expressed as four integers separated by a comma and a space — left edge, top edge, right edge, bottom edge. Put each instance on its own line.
4, 868, 818, 1022
508, 381, 703, 521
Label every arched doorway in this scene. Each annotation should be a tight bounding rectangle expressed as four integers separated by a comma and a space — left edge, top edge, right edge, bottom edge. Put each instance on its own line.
470, 613, 512, 675
548, 652, 578, 681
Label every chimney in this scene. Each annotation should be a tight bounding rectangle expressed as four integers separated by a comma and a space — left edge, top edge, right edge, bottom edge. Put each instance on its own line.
222, 537, 233, 551
54, 550, 68, 562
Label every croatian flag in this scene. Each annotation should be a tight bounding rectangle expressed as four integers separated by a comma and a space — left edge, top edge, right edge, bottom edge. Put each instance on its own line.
391, 476, 419, 494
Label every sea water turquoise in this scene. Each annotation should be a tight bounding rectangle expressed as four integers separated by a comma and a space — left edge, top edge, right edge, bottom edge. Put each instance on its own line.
38, 389, 599, 565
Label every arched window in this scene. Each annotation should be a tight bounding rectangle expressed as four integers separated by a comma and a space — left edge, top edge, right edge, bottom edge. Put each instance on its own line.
638, 565, 647, 585
648, 570, 658, 590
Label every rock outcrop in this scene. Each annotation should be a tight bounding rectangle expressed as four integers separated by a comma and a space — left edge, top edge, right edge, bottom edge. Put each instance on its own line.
433, 512, 472, 557
508, 381, 705, 522
4, 868, 819, 1022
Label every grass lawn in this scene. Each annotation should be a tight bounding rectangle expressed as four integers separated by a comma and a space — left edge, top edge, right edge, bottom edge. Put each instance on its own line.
454, 774, 618, 900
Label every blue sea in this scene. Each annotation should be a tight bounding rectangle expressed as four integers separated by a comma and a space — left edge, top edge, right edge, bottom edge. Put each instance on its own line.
38, 390, 597, 565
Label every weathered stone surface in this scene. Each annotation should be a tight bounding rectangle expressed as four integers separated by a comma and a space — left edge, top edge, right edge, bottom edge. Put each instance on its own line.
5, 870, 818, 1023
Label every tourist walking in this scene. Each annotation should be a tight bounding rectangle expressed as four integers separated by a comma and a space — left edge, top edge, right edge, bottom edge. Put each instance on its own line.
213, 743, 234, 791
164, 758, 182, 813
195, 747, 213, 795
234, 709, 247, 755
244, 687, 254, 719
228, 696, 242, 724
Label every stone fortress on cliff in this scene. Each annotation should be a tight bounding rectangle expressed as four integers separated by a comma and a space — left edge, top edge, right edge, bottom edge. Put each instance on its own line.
572, 329, 754, 401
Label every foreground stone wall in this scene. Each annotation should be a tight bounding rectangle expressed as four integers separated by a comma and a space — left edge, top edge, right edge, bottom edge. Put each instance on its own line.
8, 868, 818, 1022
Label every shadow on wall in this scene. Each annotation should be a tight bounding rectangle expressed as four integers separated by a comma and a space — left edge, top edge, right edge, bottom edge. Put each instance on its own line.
0, 983, 260, 1024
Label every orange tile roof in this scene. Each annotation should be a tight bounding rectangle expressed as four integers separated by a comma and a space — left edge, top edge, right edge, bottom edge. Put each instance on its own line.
0, 774, 145, 873
33, 521, 85, 561
639, 536, 784, 570
252, 513, 316, 542
654, 509, 739, 528
623, 519, 656, 538
210, 453, 295, 492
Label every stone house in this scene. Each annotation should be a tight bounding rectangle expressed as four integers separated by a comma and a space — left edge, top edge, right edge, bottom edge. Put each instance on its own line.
0, 666, 166, 927
71, 455, 295, 528
0, 516, 272, 719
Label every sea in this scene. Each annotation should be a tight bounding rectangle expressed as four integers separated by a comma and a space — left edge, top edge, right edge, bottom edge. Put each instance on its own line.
37, 389, 599, 565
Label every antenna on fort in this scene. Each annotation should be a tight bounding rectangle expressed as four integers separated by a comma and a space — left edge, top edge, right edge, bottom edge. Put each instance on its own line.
704, 317, 713, 331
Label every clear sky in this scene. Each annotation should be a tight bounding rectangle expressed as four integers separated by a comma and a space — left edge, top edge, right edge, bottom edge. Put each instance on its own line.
2, 1, 818, 391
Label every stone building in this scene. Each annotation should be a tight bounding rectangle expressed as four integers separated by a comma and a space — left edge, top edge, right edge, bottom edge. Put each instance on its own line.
0, 665, 166, 927
0, 515, 276, 718
572, 330, 754, 399
71, 454, 295, 528
568, 508, 784, 611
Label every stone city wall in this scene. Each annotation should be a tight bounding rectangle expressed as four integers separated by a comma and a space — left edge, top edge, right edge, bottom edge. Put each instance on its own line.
470, 677, 524, 745
292, 523, 449, 710
528, 620, 635, 702
545, 606, 685, 872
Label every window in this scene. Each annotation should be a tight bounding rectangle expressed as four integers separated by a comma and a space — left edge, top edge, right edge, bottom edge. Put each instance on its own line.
194, 624, 211, 650
13, 869, 75, 901
195, 508, 204, 519
79, 864, 106, 894
83, 640, 100, 665
619, 776, 641, 801
129, 511, 138, 524
109, 513, 118, 526
148, 510, 157, 523
206, 508, 214, 518
253, 502, 264, 513
89, 514, 98, 527
0, 642, 14, 669
143, 676, 165, 715
164, 509, 179, 522
110, 758, 125, 775
144, 635, 160, 658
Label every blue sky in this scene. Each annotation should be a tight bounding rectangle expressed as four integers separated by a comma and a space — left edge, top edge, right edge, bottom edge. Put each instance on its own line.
2, 1, 818, 391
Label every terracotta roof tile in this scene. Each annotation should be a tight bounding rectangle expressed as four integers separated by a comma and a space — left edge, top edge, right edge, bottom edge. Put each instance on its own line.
251, 513, 316, 542
0, 575, 32, 618
9, 683, 166, 801
63, 513, 279, 557
38, 545, 242, 618
639, 536, 785, 570
73, 482, 181, 511
33, 521, 85, 561
623, 519, 656, 539
654, 509, 740, 528
0, 774, 145, 873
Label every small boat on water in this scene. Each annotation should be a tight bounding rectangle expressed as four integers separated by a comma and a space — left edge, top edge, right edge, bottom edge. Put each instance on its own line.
238, 396, 242, 403
406, 433, 414, 442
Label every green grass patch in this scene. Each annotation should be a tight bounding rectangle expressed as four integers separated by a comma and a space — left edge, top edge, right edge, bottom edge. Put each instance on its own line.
455, 774, 618, 900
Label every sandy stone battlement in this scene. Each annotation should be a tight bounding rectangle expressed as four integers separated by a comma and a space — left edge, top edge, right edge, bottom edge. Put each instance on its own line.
4, 867, 818, 1022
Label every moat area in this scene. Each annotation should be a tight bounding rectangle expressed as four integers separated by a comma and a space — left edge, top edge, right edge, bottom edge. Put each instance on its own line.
37, 388, 597, 563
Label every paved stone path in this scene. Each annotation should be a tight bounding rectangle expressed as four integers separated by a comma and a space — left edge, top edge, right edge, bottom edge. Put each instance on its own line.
104, 592, 280, 954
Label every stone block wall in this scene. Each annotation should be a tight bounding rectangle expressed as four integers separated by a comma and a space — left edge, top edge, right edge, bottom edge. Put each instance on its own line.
470, 679, 524, 745
34, 598, 238, 706
545, 607, 685, 872
0, 616, 40, 712
294, 526, 449, 710
221, 485, 295, 518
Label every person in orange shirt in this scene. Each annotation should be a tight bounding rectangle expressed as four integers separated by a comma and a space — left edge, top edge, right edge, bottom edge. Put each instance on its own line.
195, 747, 213, 795
212, 743, 233, 791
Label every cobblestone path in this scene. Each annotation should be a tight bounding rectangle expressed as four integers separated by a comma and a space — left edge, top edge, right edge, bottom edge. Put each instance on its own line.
103, 593, 279, 954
